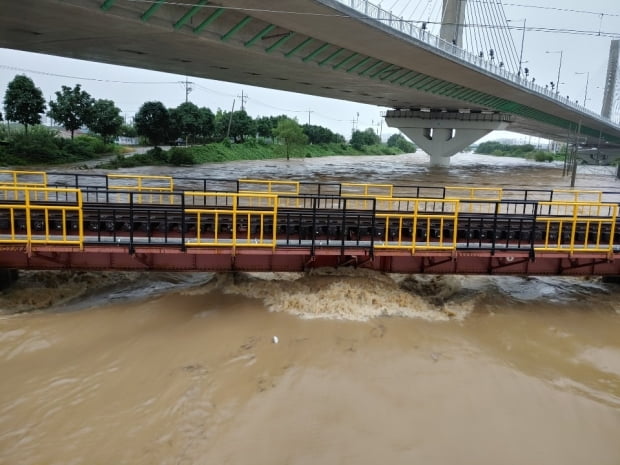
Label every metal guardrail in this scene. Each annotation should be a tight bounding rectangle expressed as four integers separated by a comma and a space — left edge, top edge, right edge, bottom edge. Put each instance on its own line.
1, 185, 619, 257
107, 174, 175, 204
184, 192, 278, 250
535, 201, 618, 253
237, 179, 300, 195
334, 0, 618, 125
0, 170, 49, 201
38, 171, 620, 205
0, 186, 84, 249
374, 198, 459, 252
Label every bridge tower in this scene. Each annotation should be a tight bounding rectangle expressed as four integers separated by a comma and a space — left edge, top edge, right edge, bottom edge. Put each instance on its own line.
602, 40, 619, 121
386, 0, 512, 167
440, 0, 467, 47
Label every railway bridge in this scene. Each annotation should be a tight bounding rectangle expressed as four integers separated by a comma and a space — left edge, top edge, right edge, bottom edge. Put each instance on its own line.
2, 170, 620, 276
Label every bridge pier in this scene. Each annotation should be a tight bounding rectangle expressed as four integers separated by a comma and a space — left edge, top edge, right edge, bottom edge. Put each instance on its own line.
385, 109, 511, 167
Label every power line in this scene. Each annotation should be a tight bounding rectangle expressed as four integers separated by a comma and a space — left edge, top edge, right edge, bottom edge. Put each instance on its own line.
468, 0, 620, 18
125, 0, 620, 22
125, 0, 352, 18
0, 65, 180, 84
408, 21, 620, 39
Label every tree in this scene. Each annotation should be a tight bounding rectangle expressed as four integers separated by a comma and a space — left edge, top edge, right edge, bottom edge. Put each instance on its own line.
213, 109, 229, 141
387, 133, 416, 153
255, 116, 275, 140
119, 123, 138, 138
198, 107, 215, 141
272, 117, 308, 160
88, 99, 123, 143
213, 109, 255, 143
302, 124, 345, 144
228, 110, 255, 143
169, 102, 202, 144
350, 128, 380, 149
3, 75, 46, 133
134, 101, 170, 146
48, 84, 94, 139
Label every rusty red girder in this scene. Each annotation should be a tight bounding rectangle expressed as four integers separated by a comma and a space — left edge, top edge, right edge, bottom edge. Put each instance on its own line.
1, 245, 619, 276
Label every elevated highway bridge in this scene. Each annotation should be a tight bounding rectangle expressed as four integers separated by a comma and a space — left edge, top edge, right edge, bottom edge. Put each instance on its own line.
1, 0, 620, 166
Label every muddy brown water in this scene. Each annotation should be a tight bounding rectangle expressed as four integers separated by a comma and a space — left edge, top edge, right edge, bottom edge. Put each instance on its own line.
1, 152, 619, 464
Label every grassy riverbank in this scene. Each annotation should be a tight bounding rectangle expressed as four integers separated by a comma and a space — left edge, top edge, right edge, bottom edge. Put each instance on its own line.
97, 141, 407, 169
0, 128, 124, 166
475, 141, 563, 162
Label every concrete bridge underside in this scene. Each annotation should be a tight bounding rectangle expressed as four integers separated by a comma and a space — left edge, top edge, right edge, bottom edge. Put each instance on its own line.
1, 0, 620, 165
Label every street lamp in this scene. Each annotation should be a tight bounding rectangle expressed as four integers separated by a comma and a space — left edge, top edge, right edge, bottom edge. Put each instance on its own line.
508, 19, 526, 76
575, 71, 590, 107
545, 50, 563, 94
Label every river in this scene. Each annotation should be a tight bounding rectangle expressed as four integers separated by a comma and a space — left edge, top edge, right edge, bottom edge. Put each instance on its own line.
1, 152, 619, 465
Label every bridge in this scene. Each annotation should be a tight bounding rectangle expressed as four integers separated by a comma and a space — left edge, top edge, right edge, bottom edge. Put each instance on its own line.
1, 0, 620, 166
2, 170, 620, 276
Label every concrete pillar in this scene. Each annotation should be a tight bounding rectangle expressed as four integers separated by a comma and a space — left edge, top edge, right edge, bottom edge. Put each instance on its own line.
440, 0, 467, 47
385, 109, 511, 167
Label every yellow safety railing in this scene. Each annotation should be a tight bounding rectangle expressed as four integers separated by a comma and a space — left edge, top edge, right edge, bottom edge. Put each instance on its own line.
552, 189, 602, 203
445, 186, 502, 213
0, 170, 49, 200
445, 186, 503, 200
184, 192, 278, 249
0, 186, 83, 249
538, 200, 611, 217
238, 179, 300, 194
238, 179, 300, 208
376, 196, 457, 213
374, 198, 459, 252
342, 182, 393, 197
107, 174, 175, 204
341, 182, 394, 209
535, 201, 617, 254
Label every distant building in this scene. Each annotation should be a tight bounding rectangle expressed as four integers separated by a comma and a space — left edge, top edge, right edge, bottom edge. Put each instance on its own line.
116, 136, 140, 145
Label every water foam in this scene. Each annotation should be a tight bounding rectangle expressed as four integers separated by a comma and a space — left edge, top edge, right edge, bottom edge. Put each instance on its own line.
193, 268, 475, 322
0, 271, 212, 314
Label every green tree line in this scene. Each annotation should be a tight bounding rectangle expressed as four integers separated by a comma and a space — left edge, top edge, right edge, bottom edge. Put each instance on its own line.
475, 141, 558, 162
1, 74, 416, 166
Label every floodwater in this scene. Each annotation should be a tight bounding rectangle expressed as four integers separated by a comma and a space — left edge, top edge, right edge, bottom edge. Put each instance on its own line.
1, 152, 620, 465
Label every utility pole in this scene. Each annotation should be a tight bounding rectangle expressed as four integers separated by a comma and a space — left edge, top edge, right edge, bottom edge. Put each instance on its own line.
570, 121, 582, 188
575, 71, 590, 107
226, 99, 236, 140
307, 110, 313, 125
238, 90, 248, 111
184, 76, 193, 103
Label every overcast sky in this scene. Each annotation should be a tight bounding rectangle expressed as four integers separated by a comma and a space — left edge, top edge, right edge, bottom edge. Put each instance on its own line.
1, 0, 618, 142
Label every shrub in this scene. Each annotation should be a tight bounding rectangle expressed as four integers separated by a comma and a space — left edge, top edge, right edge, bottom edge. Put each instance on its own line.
61, 135, 109, 159
145, 146, 168, 162
7, 126, 60, 162
169, 147, 195, 165
533, 151, 553, 162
